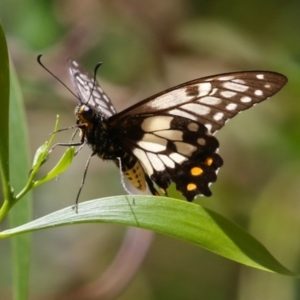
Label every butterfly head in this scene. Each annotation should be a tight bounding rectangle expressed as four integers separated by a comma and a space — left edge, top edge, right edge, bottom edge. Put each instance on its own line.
75, 104, 103, 134
75, 104, 95, 123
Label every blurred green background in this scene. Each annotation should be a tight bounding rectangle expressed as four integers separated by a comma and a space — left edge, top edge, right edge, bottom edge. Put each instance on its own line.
1, 0, 300, 299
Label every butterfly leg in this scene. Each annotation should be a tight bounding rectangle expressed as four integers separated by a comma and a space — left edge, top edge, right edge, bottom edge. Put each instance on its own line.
116, 157, 134, 197
73, 151, 96, 213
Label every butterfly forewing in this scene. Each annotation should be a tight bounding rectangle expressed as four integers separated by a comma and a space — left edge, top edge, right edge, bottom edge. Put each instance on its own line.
112, 71, 287, 134
68, 59, 287, 202
68, 58, 117, 118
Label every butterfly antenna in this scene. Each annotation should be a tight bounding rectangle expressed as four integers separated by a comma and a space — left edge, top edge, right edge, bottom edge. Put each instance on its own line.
37, 54, 79, 99
86, 62, 103, 105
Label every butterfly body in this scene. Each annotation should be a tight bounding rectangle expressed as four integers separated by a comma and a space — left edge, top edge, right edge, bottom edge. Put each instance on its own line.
68, 58, 287, 201
75, 102, 150, 192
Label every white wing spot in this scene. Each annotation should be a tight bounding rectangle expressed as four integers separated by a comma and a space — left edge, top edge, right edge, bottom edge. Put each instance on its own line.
226, 103, 238, 111
141, 116, 173, 132
223, 82, 249, 92
77, 77, 84, 85
256, 74, 265, 80
169, 109, 198, 121
174, 142, 197, 156
147, 83, 211, 110
147, 153, 165, 171
254, 90, 263, 96
232, 79, 246, 84
137, 133, 167, 152
158, 154, 175, 168
197, 82, 213, 96
264, 84, 271, 88
199, 96, 221, 105
181, 103, 210, 115
103, 95, 111, 103
205, 123, 213, 132
209, 88, 218, 96
213, 112, 224, 121
101, 107, 114, 116
170, 153, 187, 164
197, 138, 206, 145
133, 148, 154, 176
187, 122, 199, 132
216, 76, 234, 81
137, 141, 166, 153
155, 130, 183, 141
240, 96, 252, 103
82, 74, 89, 81
220, 91, 237, 98
93, 91, 101, 98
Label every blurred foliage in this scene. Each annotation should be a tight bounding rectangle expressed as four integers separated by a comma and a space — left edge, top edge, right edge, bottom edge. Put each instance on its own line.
0, 0, 300, 299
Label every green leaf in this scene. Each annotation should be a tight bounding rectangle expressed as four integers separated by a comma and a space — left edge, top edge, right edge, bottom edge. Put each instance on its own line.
30, 115, 60, 173
0, 17, 11, 201
30, 141, 49, 170
0, 20, 31, 300
33, 146, 75, 188
0, 196, 296, 276
8, 51, 32, 300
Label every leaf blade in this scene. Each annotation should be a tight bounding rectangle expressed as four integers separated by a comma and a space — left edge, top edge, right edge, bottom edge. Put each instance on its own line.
0, 16, 11, 200
8, 54, 32, 300
0, 195, 295, 276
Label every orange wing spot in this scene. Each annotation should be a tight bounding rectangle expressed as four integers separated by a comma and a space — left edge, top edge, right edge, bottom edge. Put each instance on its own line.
205, 157, 213, 166
191, 167, 203, 176
187, 183, 197, 191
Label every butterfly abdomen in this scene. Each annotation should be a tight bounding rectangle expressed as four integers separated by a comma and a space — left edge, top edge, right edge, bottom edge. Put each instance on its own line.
114, 152, 147, 191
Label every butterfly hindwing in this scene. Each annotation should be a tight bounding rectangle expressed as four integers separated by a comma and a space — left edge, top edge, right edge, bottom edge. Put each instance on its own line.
113, 114, 223, 199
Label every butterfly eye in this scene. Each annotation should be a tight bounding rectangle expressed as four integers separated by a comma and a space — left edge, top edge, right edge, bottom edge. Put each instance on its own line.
80, 105, 94, 121
76, 105, 95, 124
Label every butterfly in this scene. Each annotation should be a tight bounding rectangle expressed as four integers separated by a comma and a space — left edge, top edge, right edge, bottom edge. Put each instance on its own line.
67, 58, 287, 202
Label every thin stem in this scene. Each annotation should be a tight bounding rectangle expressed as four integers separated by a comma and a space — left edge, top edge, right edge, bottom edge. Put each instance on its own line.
0, 115, 61, 220
0, 198, 12, 222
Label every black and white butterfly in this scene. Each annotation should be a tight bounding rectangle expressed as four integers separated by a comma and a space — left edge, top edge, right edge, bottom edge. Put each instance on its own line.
67, 58, 287, 201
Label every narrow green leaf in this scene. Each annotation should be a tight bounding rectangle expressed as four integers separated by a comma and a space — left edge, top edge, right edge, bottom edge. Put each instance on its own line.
0, 18, 11, 201
0, 21, 30, 300
33, 146, 75, 188
0, 196, 296, 276
8, 58, 32, 300
31, 141, 49, 170
30, 115, 60, 178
